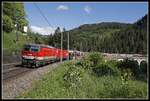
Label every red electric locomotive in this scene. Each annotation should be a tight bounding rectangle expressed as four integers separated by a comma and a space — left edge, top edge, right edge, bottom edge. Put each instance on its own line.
21, 43, 69, 67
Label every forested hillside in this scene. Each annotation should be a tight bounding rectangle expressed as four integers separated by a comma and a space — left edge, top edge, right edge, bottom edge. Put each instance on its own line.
68, 22, 131, 52
108, 15, 147, 54
49, 14, 147, 54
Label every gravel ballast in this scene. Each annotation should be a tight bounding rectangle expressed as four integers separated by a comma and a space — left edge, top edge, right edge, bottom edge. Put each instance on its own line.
2, 62, 63, 99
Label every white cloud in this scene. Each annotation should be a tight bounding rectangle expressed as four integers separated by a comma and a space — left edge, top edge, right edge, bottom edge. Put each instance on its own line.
30, 26, 64, 35
84, 5, 92, 14
30, 26, 56, 35
57, 5, 69, 11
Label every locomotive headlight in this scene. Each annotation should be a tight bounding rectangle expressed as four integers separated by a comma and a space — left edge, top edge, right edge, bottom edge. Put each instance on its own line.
22, 55, 34, 59
35, 57, 43, 60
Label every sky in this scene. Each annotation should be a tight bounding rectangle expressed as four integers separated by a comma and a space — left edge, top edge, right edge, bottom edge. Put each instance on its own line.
24, 2, 148, 35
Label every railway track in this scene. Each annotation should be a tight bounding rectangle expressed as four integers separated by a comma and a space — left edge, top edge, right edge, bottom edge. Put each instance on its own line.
2, 62, 21, 70
2, 61, 63, 82
2, 64, 34, 82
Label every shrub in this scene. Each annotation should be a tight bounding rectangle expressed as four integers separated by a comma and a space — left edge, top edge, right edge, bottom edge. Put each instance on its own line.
2, 15, 14, 32
118, 58, 140, 78
106, 60, 120, 68
92, 62, 119, 77
80, 56, 92, 70
63, 64, 84, 88
80, 52, 104, 70
106, 60, 121, 75
102, 75, 147, 98
88, 52, 103, 67
121, 69, 133, 84
140, 61, 147, 77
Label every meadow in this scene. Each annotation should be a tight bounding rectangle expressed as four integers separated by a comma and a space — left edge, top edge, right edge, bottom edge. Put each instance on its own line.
19, 52, 148, 99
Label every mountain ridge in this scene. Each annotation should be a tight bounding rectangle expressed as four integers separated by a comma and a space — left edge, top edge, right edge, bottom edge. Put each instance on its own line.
65, 14, 147, 54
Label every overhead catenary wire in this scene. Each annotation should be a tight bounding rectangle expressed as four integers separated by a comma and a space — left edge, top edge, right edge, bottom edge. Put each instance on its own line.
33, 3, 65, 62
33, 3, 57, 58
33, 3, 54, 28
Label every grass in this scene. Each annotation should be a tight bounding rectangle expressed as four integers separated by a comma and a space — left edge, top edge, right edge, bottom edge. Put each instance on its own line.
18, 61, 148, 99
3, 31, 28, 49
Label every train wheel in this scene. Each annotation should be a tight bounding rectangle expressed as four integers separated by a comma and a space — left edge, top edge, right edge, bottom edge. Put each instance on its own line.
21, 61, 25, 67
21, 62, 24, 67
35, 62, 39, 68
42, 62, 45, 66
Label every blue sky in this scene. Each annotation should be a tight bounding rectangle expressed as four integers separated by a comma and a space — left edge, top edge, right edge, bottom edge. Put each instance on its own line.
24, 2, 148, 35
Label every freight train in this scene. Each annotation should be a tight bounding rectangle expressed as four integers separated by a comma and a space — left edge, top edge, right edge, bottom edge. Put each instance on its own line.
21, 43, 69, 67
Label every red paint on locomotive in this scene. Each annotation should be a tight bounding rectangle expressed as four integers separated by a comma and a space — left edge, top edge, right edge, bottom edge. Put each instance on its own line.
21, 43, 69, 67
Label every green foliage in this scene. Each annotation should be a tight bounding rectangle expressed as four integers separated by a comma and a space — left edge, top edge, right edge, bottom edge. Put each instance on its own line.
2, 15, 14, 32
2, 2, 28, 32
96, 76, 147, 98
106, 60, 120, 68
3, 31, 48, 55
2, 2, 14, 18
92, 62, 120, 77
88, 52, 103, 67
63, 64, 84, 88
121, 69, 133, 85
18, 19, 28, 33
19, 60, 148, 98
80, 53, 121, 77
110, 23, 147, 54
92, 63, 111, 76
80, 52, 104, 70
101, 76, 130, 98
118, 58, 141, 78
51, 27, 61, 48
80, 55, 92, 69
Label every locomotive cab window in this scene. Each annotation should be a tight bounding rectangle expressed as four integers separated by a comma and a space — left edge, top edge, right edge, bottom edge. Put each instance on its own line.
23, 45, 40, 52
30, 46, 40, 52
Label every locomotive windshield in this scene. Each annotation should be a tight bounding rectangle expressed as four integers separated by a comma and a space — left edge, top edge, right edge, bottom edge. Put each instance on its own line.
23, 44, 40, 52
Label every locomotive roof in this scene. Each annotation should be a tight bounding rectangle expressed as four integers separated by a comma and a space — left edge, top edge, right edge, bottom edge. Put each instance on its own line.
25, 43, 54, 48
